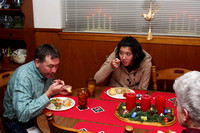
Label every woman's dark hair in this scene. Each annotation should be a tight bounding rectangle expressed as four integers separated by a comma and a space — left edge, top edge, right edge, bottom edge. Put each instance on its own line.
35, 44, 60, 63
116, 36, 145, 71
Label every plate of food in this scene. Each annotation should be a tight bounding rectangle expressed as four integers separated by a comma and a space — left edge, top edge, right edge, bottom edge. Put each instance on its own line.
106, 87, 135, 99
46, 97, 75, 111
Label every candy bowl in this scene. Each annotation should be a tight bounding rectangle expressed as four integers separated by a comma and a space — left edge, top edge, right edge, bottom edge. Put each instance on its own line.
12, 49, 27, 64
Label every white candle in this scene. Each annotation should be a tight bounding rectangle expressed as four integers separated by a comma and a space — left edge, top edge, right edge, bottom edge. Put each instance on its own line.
87, 16, 90, 30
92, 13, 95, 29
103, 13, 106, 29
109, 16, 112, 31
98, 11, 101, 29
168, 17, 172, 32
194, 18, 198, 33
181, 12, 185, 31
188, 15, 191, 32
175, 14, 178, 31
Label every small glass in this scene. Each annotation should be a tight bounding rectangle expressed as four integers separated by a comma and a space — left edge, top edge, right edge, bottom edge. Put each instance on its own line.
77, 88, 88, 109
87, 78, 96, 97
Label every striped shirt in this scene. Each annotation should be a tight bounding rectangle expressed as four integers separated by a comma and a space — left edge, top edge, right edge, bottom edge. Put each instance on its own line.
3, 61, 51, 123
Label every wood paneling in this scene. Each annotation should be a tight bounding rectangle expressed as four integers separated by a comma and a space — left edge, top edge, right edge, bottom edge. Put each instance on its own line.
35, 31, 200, 90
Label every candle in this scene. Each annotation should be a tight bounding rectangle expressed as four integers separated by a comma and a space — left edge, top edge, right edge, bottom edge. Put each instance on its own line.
87, 16, 90, 30
109, 16, 112, 31
188, 15, 191, 32
126, 93, 136, 111
155, 95, 166, 115
181, 12, 186, 31
103, 13, 106, 29
141, 94, 151, 112
168, 17, 172, 32
194, 18, 198, 33
175, 14, 178, 31
97, 11, 101, 29
92, 13, 95, 29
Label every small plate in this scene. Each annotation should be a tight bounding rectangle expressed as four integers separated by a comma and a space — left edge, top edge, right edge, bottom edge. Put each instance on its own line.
46, 97, 75, 111
106, 87, 135, 99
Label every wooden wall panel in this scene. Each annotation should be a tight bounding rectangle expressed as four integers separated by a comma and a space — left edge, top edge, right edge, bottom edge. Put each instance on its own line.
165, 45, 200, 70
35, 31, 200, 90
141, 43, 166, 69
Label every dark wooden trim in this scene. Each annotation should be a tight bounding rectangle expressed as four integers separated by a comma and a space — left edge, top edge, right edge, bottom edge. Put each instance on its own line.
59, 32, 200, 46
35, 28, 63, 32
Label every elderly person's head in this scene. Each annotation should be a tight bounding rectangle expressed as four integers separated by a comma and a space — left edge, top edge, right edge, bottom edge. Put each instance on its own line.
173, 71, 200, 128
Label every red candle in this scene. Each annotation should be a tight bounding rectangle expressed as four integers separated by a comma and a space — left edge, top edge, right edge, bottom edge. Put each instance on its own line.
141, 94, 151, 112
155, 95, 166, 115
126, 93, 136, 111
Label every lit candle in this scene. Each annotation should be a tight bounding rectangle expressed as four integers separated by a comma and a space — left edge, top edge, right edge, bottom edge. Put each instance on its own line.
92, 13, 95, 29
181, 12, 186, 31
126, 93, 136, 111
194, 18, 198, 33
87, 16, 90, 30
155, 95, 166, 115
175, 14, 178, 31
103, 13, 106, 29
141, 94, 151, 112
109, 16, 112, 31
168, 17, 172, 32
98, 11, 101, 29
188, 15, 191, 32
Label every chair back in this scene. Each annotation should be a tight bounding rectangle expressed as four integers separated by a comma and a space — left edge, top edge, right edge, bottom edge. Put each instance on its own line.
45, 112, 91, 133
0, 71, 14, 133
152, 66, 190, 91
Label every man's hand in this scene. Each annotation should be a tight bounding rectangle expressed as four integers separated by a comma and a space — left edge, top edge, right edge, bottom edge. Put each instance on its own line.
59, 85, 72, 96
111, 58, 121, 69
46, 79, 65, 98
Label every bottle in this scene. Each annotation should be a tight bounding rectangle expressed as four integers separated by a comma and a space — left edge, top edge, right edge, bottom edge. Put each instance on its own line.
124, 125, 134, 133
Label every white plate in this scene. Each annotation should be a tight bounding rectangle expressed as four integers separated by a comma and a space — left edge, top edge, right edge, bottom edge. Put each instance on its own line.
46, 97, 75, 111
106, 87, 135, 99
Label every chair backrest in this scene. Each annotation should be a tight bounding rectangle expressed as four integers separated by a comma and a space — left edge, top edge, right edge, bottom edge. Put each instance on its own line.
0, 71, 14, 133
152, 66, 190, 91
45, 112, 91, 133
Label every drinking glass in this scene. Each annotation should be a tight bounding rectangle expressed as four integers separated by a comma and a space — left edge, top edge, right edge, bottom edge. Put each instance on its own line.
77, 88, 88, 109
87, 78, 96, 97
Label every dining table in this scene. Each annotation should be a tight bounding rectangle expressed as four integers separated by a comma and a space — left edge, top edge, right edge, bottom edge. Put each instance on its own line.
37, 86, 184, 133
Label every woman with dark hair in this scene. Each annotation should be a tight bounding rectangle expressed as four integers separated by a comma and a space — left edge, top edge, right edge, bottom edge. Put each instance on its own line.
94, 36, 152, 90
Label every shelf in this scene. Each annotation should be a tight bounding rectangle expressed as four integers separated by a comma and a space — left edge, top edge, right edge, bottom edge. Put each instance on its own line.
0, 29, 24, 40
0, 9, 21, 11
0, 60, 21, 71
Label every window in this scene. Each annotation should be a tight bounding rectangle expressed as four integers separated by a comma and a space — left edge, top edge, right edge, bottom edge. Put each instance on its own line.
62, 0, 200, 37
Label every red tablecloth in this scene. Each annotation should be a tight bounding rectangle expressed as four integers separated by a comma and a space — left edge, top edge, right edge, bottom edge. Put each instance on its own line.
43, 94, 185, 133
100, 87, 147, 102
74, 122, 124, 133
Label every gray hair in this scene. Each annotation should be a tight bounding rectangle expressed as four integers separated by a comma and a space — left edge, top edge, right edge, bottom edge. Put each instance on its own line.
173, 71, 200, 126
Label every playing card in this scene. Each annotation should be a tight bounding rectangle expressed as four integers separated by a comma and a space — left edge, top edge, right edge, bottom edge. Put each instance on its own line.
91, 106, 104, 113
76, 106, 89, 111
79, 128, 87, 131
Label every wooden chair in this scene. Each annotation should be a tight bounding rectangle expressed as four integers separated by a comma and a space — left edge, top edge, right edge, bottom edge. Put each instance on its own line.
0, 71, 14, 133
152, 66, 190, 91
45, 112, 91, 133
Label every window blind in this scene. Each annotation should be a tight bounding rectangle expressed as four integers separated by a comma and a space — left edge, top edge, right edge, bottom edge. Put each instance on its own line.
62, 0, 200, 37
